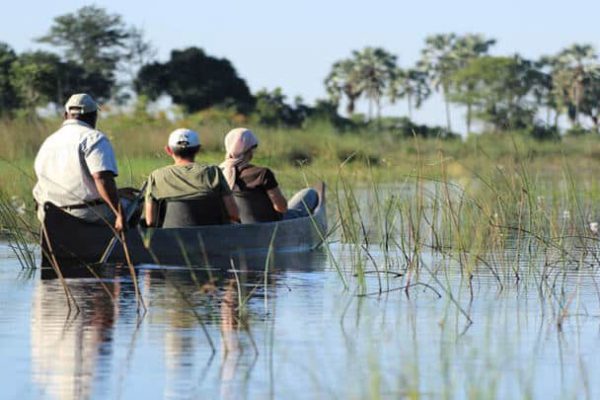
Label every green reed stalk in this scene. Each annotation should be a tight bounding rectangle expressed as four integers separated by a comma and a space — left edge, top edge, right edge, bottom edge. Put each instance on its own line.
0, 193, 37, 269
263, 224, 278, 310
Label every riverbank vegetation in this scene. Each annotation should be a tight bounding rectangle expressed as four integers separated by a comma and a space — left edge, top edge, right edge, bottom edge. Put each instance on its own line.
2, 111, 600, 201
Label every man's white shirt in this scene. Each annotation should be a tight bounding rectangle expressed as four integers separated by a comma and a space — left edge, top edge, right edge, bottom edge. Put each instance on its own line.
33, 119, 118, 208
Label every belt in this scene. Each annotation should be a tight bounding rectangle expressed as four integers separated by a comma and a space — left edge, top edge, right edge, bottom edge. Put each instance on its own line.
60, 199, 106, 211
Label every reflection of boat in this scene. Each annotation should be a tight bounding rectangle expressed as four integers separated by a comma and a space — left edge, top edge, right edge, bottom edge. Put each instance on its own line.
43, 245, 328, 280
40, 184, 327, 271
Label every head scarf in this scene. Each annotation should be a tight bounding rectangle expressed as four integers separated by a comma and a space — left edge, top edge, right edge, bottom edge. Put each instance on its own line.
219, 128, 259, 190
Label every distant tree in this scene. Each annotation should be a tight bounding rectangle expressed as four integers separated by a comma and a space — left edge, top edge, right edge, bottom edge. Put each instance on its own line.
453, 34, 497, 67
325, 47, 396, 121
61, 65, 114, 104
311, 98, 341, 120
389, 68, 430, 120
37, 5, 129, 72
36, 5, 152, 101
353, 47, 396, 121
0, 42, 19, 115
420, 33, 495, 131
292, 96, 313, 125
448, 71, 479, 133
529, 58, 556, 128
10, 52, 61, 112
579, 68, 600, 132
450, 55, 539, 132
120, 27, 157, 82
255, 88, 293, 126
135, 47, 254, 113
9, 51, 112, 112
115, 26, 157, 105
451, 34, 496, 132
419, 33, 459, 131
325, 59, 363, 115
133, 62, 169, 101
546, 44, 598, 127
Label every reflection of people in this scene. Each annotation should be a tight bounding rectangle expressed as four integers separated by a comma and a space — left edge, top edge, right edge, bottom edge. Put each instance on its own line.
33, 93, 124, 231
220, 278, 243, 400
220, 128, 318, 223
30, 279, 119, 400
144, 128, 239, 227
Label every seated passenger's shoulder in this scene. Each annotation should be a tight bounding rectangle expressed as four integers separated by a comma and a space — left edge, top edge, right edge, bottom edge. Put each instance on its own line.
186, 163, 221, 175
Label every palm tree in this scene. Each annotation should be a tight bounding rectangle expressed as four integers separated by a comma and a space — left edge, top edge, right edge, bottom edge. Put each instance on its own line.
529, 57, 558, 128
579, 67, 600, 132
453, 34, 496, 67
353, 47, 397, 121
324, 59, 363, 116
325, 47, 396, 121
389, 67, 430, 120
420, 33, 495, 132
551, 44, 598, 126
419, 33, 458, 131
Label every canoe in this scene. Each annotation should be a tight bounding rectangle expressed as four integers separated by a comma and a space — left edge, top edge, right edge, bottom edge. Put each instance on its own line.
40, 183, 327, 270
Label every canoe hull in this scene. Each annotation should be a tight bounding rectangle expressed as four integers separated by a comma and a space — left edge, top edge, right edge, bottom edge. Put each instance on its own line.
41, 184, 327, 269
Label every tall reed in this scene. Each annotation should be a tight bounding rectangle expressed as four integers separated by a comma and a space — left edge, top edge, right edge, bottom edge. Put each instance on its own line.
328, 137, 600, 327
0, 191, 37, 269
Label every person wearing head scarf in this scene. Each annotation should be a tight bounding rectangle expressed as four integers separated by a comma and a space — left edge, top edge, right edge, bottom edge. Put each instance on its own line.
219, 128, 288, 223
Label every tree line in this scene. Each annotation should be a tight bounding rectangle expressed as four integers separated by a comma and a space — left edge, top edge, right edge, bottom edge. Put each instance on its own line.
1, 6, 599, 138
326, 36, 600, 137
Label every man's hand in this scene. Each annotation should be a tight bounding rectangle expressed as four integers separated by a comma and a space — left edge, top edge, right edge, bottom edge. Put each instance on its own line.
114, 207, 125, 232
93, 171, 122, 231
223, 194, 240, 224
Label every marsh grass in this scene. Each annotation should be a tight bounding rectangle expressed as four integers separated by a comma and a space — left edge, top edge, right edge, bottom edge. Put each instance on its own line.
0, 190, 37, 269
326, 135, 600, 329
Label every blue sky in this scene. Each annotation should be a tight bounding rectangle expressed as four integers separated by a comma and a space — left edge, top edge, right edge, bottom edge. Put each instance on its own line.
2, 0, 599, 132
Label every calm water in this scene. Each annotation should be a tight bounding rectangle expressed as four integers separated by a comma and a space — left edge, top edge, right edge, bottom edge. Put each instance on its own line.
1, 240, 600, 399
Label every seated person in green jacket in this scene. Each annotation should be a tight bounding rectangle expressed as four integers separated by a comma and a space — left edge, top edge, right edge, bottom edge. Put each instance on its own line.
145, 129, 239, 227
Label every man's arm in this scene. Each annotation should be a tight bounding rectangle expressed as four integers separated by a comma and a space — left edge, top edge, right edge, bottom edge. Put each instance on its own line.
222, 194, 240, 223
92, 171, 124, 232
267, 187, 288, 214
145, 199, 157, 227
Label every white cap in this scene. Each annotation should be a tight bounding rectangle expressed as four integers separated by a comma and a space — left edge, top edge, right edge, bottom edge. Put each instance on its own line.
64, 93, 99, 115
168, 128, 200, 148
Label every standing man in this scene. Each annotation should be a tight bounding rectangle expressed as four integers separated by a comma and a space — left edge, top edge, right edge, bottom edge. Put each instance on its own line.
33, 93, 124, 231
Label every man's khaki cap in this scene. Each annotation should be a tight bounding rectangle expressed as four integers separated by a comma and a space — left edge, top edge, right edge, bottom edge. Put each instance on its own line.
64, 93, 99, 115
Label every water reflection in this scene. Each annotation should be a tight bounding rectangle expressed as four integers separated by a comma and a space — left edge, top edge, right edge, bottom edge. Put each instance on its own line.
142, 269, 221, 399
29, 249, 326, 399
31, 274, 127, 399
19, 242, 600, 398
219, 278, 259, 400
